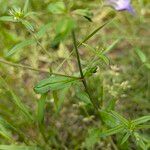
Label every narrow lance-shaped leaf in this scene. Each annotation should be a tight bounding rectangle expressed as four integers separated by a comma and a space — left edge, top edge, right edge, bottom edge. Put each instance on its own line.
121, 132, 131, 145
111, 111, 129, 127
104, 38, 122, 54
0, 145, 41, 150
6, 39, 35, 57
0, 125, 13, 141
0, 117, 26, 140
100, 111, 119, 128
34, 75, 78, 94
6, 22, 51, 57
37, 94, 47, 125
0, 16, 16, 22
23, 0, 29, 13
21, 19, 34, 32
36, 23, 51, 38
83, 128, 101, 149
47, 1, 66, 14
100, 124, 124, 137
0, 76, 33, 121
132, 115, 150, 126
135, 48, 147, 63
134, 132, 147, 150
76, 91, 92, 105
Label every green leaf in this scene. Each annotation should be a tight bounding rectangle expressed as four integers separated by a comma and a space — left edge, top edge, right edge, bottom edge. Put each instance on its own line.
111, 111, 129, 127
36, 23, 51, 38
55, 87, 70, 113
105, 99, 116, 111
47, 1, 66, 14
79, 21, 111, 47
84, 66, 98, 77
34, 75, 77, 94
21, 20, 34, 31
74, 9, 93, 21
6, 39, 35, 57
104, 38, 122, 54
76, 91, 92, 105
100, 124, 124, 137
135, 48, 147, 63
145, 63, 150, 70
136, 124, 150, 130
37, 94, 47, 125
134, 132, 148, 150
121, 132, 131, 145
100, 111, 119, 128
52, 91, 59, 111
83, 128, 101, 149
132, 115, 150, 126
0, 125, 12, 141
0, 117, 25, 139
0, 145, 40, 150
0, 16, 15, 22
51, 18, 75, 48
23, 0, 29, 13
82, 43, 110, 65
6, 22, 51, 57
0, 76, 33, 121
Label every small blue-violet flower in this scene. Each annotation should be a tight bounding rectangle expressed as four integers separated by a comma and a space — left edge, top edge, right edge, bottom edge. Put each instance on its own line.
106, 0, 135, 14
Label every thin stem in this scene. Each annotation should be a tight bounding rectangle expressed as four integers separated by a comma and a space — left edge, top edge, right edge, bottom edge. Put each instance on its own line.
72, 30, 99, 110
72, 31, 84, 78
0, 58, 79, 79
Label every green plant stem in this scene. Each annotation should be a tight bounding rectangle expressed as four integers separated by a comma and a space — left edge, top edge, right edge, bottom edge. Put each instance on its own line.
57, 21, 111, 72
0, 58, 79, 79
72, 30, 99, 110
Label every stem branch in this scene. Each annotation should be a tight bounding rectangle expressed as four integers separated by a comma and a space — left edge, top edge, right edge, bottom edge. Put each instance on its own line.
72, 30, 99, 110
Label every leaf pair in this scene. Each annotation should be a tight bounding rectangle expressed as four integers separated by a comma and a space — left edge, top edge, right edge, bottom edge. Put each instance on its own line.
100, 111, 150, 146
34, 75, 79, 94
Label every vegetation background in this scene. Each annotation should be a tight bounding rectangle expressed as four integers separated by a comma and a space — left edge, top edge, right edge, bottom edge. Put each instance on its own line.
0, 0, 149, 149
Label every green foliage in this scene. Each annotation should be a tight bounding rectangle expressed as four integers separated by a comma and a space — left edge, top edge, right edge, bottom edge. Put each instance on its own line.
34, 75, 78, 94
0, 0, 149, 149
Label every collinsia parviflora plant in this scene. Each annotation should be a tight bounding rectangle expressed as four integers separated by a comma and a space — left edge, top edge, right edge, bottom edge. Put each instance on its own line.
0, 0, 149, 149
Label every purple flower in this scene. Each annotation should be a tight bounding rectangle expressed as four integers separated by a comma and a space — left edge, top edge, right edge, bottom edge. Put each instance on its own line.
106, 0, 135, 14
